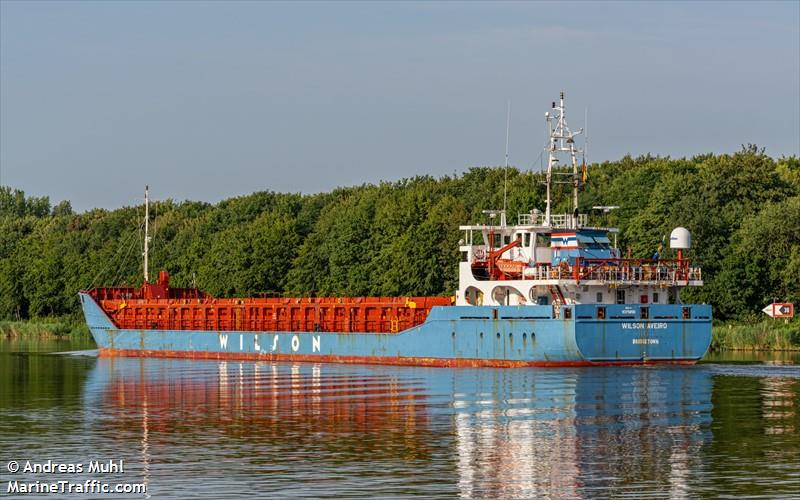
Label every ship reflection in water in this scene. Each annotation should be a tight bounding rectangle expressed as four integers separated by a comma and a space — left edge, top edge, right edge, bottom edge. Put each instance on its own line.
75, 358, 799, 498
451, 368, 710, 499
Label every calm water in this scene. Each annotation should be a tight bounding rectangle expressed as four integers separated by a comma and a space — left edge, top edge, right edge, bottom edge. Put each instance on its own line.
1, 339, 798, 499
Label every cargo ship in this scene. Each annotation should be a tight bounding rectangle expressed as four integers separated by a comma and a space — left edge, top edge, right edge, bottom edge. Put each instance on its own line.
80, 93, 712, 367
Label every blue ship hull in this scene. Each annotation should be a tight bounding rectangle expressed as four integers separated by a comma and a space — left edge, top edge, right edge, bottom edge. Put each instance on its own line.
80, 293, 711, 367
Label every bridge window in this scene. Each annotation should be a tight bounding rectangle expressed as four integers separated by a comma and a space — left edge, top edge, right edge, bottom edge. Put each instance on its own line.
653, 292, 660, 303
616, 290, 626, 305
596, 292, 603, 303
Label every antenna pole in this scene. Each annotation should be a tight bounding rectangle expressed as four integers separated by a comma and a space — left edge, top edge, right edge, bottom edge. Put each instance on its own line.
567, 93, 578, 218
502, 100, 510, 227
584, 107, 589, 165
545, 103, 553, 226
144, 185, 150, 284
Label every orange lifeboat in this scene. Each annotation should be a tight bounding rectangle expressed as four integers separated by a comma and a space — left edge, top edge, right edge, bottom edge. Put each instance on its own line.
495, 259, 525, 278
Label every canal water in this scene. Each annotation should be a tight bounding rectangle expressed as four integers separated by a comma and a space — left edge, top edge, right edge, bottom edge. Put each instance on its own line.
1, 339, 798, 498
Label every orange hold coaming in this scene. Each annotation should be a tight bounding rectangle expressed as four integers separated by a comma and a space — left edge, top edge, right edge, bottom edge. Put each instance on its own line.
87, 284, 453, 334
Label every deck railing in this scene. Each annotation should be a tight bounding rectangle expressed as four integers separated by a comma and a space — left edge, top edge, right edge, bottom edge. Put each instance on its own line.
519, 259, 701, 283
517, 213, 588, 228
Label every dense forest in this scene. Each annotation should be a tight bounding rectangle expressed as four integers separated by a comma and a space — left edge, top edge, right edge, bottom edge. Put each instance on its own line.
1, 146, 798, 323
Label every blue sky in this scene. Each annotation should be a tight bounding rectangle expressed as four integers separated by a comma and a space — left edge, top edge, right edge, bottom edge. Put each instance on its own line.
1, 1, 798, 211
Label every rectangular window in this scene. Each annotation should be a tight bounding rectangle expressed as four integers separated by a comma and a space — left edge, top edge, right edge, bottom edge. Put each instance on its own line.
461, 251, 468, 262
640, 307, 649, 319
682, 307, 691, 319
653, 292, 659, 303
563, 308, 572, 319
596, 292, 603, 303
597, 307, 606, 320
616, 290, 626, 305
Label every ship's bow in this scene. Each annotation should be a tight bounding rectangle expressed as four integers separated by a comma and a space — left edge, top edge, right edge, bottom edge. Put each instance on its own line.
79, 292, 117, 349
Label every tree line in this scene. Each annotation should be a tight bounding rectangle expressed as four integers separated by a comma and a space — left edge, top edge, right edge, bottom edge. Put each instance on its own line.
1, 146, 798, 322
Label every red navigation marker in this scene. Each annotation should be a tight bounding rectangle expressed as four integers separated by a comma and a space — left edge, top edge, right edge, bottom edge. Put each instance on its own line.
762, 303, 795, 318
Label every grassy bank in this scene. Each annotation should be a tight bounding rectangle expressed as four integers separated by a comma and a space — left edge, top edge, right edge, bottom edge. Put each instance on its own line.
711, 320, 800, 351
0, 317, 91, 340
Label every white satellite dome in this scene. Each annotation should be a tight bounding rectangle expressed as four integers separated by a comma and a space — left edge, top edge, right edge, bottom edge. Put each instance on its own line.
670, 227, 691, 249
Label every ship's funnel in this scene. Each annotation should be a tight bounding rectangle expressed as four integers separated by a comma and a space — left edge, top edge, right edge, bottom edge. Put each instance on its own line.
670, 227, 691, 249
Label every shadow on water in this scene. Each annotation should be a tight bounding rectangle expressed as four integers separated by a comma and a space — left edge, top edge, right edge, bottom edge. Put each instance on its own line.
1, 339, 798, 498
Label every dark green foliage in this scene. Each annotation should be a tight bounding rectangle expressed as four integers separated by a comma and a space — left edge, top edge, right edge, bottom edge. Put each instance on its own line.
711, 196, 800, 318
1, 148, 798, 322
0, 186, 51, 217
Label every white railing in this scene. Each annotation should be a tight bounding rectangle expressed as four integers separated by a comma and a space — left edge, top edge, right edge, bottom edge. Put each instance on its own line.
518, 212, 588, 228
521, 264, 702, 283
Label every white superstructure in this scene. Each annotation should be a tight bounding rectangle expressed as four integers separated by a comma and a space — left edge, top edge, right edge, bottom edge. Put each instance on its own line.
455, 94, 702, 309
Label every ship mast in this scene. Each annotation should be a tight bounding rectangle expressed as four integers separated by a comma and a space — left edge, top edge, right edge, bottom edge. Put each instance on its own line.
502, 100, 511, 227
144, 185, 150, 284
544, 92, 582, 226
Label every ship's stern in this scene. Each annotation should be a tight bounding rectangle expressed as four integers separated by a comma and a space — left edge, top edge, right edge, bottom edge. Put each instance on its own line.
573, 304, 712, 364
